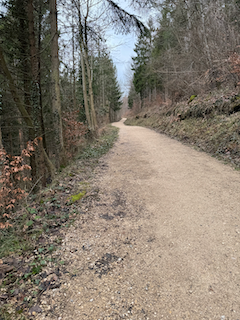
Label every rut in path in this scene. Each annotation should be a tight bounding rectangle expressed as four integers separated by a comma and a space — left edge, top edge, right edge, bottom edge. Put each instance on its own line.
47, 119, 240, 320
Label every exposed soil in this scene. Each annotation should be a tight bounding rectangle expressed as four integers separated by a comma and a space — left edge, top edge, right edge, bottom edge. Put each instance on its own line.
36, 119, 240, 320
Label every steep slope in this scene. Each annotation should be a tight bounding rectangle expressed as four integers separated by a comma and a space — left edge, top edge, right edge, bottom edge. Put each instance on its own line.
125, 89, 240, 169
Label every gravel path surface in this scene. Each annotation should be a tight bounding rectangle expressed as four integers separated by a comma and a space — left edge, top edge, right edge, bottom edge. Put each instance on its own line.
42, 119, 240, 320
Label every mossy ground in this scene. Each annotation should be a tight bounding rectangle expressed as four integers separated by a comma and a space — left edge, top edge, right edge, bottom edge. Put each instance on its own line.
69, 191, 86, 203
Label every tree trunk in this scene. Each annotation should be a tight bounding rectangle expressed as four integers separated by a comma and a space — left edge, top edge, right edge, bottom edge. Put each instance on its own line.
0, 117, 3, 149
199, 1, 212, 68
0, 45, 34, 131
79, 44, 92, 129
76, 0, 97, 133
22, 0, 36, 181
0, 45, 55, 181
102, 63, 105, 111
83, 48, 98, 131
72, 22, 77, 109
28, 0, 38, 81
38, 2, 47, 151
28, 0, 47, 186
50, 0, 65, 169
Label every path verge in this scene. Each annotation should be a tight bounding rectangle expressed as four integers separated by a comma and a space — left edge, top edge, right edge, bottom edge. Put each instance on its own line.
0, 125, 119, 320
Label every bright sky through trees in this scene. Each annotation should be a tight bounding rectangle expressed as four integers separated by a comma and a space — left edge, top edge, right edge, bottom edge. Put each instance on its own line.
105, 0, 156, 95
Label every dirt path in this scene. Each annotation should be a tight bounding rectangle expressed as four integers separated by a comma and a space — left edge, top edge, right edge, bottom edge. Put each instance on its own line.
42, 119, 240, 320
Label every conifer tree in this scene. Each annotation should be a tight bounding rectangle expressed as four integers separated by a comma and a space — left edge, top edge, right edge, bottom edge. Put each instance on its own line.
131, 19, 159, 104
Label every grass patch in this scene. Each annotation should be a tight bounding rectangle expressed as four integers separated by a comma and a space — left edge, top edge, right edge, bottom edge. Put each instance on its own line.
0, 226, 32, 258
78, 125, 119, 160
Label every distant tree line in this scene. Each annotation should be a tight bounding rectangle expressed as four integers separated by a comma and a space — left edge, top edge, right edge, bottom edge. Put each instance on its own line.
0, 0, 154, 226
129, 0, 240, 108
0, 0, 152, 187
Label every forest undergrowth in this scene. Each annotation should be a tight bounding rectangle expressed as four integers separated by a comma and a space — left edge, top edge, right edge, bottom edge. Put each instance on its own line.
0, 125, 119, 320
125, 88, 240, 170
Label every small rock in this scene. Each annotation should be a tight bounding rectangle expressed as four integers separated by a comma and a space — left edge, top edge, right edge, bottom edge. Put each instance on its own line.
46, 273, 58, 282
29, 305, 42, 315
0, 264, 14, 275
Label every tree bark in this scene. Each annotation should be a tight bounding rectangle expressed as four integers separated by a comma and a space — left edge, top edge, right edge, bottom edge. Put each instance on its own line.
79, 37, 92, 129
0, 45, 55, 181
72, 22, 77, 109
0, 45, 34, 131
83, 49, 98, 131
23, 0, 36, 180
75, 0, 97, 133
28, 0, 38, 81
38, 2, 47, 151
199, 1, 212, 68
0, 117, 3, 149
50, 0, 65, 168
28, 0, 48, 186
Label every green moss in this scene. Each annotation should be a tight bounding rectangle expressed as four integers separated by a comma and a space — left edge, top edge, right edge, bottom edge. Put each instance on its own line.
69, 191, 86, 203
188, 95, 197, 103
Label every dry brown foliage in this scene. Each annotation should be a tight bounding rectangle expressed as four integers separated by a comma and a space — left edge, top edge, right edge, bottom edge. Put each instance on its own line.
0, 138, 40, 228
62, 110, 87, 159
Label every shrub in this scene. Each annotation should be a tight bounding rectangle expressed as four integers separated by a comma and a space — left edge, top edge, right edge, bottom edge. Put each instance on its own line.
63, 110, 87, 158
0, 138, 39, 228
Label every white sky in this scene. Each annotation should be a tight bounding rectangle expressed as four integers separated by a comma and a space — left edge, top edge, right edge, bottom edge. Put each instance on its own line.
58, 0, 158, 96
105, 1, 157, 95
107, 33, 137, 95
0, 1, 155, 96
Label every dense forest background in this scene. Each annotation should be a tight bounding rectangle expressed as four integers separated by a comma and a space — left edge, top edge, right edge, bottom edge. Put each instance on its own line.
0, 0, 124, 173
2, 0, 240, 225
129, 0, 240, 111
0, 0, 153, 226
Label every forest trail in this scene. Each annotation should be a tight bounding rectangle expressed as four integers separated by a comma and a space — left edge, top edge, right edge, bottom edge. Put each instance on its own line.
49, 119, 240, 320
